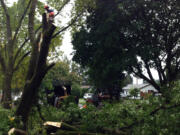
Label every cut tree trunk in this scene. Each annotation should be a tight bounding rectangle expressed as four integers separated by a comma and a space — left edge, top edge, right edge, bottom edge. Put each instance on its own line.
8, 128, 27, 135
15, 12, 56, 129
16, 69, 49, 128
44, 121, 78, 133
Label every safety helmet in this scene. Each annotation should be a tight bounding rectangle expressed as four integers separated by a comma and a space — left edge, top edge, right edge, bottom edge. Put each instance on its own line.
44, 5, 49, 9
49, 12, 54, 16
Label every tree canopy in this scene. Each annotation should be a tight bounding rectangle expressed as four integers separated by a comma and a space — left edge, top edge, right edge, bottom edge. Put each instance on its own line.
72, 0, 180, 93
42, 59, 82, 90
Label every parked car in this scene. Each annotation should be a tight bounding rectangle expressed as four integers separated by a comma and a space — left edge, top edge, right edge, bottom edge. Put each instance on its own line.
83, 93, 99, 107
83, 93, 93, 100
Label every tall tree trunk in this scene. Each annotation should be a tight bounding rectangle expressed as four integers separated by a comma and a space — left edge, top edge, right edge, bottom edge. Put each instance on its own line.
16, 12, 56, 129
16, 68, 49, 129
2, 71, 12, 109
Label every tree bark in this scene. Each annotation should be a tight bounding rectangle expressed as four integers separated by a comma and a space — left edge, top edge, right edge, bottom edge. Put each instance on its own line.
16, 67, 50, 128
16, 12, 56, 129
8, 128, 27, 135
1, 71, 12, 109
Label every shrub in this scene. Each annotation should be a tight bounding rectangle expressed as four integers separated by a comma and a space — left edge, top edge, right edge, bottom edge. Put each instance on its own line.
18, 81, 180, 134
0, 106, 13, 135
71, 83, 82, 97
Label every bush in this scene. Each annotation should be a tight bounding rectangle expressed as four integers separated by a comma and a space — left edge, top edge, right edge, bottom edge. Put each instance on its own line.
130, 88, 139, 98
62, 95, 77, 108
71, 83, 90, 98
71, 83, 82, 97
0, 106, 13, 135
11, 81, 180, 135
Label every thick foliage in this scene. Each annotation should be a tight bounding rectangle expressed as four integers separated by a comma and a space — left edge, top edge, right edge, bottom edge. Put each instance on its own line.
72, 0, 180, 92
0, 106, 12, 134
23, 82, 180, 135
1, 83, 179, 135
72, 0, 126, 89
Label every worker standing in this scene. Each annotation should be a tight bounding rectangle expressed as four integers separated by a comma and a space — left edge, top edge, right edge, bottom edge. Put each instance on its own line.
44, 5, 55, 23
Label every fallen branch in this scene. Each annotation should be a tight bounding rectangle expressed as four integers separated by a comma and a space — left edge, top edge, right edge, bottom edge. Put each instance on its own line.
44, 121, 78, 131
55, 130, 107, 135
8, 128, 27, 135
119, 103, 180, 130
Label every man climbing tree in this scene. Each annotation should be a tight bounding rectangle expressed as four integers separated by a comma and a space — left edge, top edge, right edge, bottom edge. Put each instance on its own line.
44, 5, 55, 23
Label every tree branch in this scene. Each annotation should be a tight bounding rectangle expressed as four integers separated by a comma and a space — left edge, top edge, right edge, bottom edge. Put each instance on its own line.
131, 66, 161, 92
0, 52, 6, 72
55, 0, 70, 17
28, 0, 37, 44
144, 61, 156, 85
12, 0, 32, 44
120, 103, 180, 130
13, 51, 31, 72
25, 32, 41, 81
157, 57, 167, 84
13, 37, 29, 64
52, 13, 82, 39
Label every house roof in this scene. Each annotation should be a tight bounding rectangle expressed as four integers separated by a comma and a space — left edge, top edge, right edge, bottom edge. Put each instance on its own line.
123, 83, 150, 90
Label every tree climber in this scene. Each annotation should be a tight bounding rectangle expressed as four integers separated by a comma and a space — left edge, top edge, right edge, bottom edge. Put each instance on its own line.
44, 5, 55, 23
37, 6, 55, 52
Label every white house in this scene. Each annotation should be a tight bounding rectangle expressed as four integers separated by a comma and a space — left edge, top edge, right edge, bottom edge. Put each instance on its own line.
121, 83, 158, 98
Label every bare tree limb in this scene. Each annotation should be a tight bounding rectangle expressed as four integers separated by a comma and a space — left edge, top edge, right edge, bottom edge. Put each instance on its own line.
131, 66, 161, 92
12, 0, 32, 44
52, 13, 82, 39
156, 66, 163, 85
157, 57, 167, 83
144, 61, 157, 85
55, 0, 71, 17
